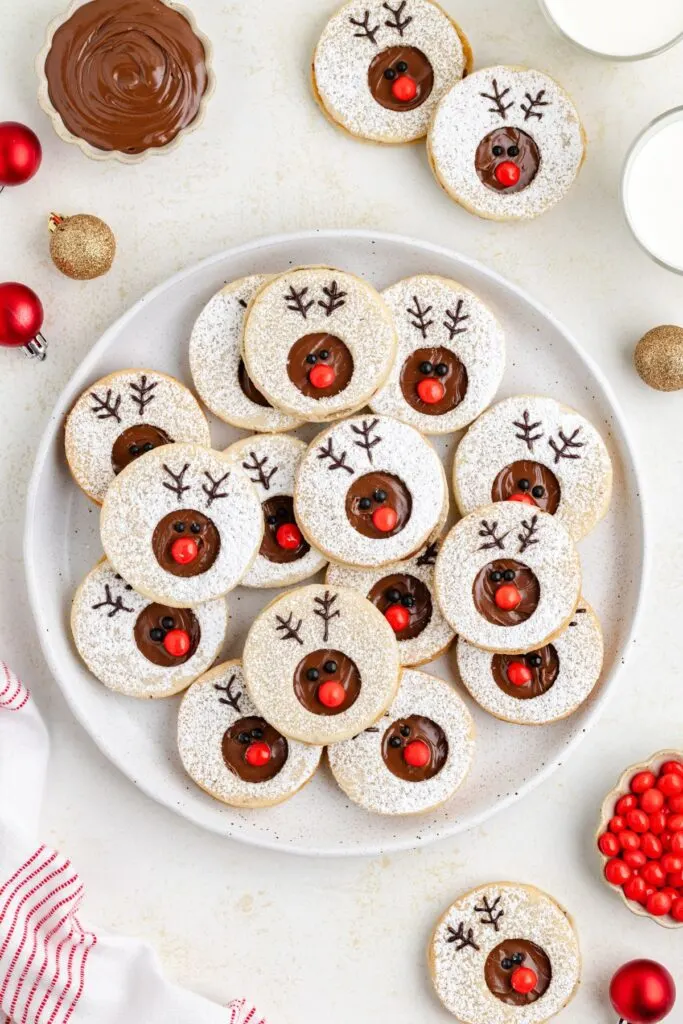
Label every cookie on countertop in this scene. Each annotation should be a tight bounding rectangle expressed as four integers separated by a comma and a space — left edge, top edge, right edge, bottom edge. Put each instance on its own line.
428, 66, 585, 221
328, 668, 474, 815
429, 882, 581, 1023
456, 599, 603, 725
65, 369, 211, 504
178, 661, 323, 808
100, 443, 263, 607
189, 275, 302, 433
242, 584, 401, 745
242, 267, 396, 422
435, 503, 581, 654
312, 0, 472, 144
294, 414, 447, 568
326, 539, 454, 665
224, 434, 327, 588
71, 559, 228, 698
453, 395, 613, 541
371, 275, 505, 433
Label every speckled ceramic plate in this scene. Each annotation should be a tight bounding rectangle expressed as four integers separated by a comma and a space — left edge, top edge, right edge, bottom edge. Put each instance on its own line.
25, 230, 646, 856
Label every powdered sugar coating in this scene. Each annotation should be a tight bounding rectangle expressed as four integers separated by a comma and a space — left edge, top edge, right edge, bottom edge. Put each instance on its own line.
325, 539, 454, 665
454, 395, 613, 540
328, 668, 474, 815
101, 443, 263, 607
429, 882, 581, 1023
243, 584, 401, 744
189, 276, 302, 433
428, 67, 585, 221
294, 415, 447, 567
224, 434, 328, 588
65, 369, 210, 504
313, 0, 470, 144
371, 275, 505, 433
242, 267, 397, 421
457, 599, 603, 724
71, 560, 228, 698
434, 503, 581, 653
178, 661, 322, 808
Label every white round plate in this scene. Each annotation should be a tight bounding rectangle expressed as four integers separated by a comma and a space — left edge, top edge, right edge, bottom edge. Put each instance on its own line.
25, 230, 646, 857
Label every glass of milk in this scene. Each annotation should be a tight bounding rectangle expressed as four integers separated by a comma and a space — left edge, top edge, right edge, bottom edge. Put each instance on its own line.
538, 0, 683, 60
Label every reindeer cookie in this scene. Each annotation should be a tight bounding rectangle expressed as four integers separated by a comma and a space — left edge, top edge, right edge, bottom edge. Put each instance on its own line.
454, 395, 613, 541
429, 883, 581, 1023
65, 370, 210, 504
189, 275, 302, 433
428, 66, 585, 221
223, 434, 327, 588
371, 276, 505, 433
242, 267, 396, 422
100, 443, 263, 608
457, 599, 603, 725
71, 560, 228, 699
242, 585, 401, 744
312, 0, 472, 144
434, 503, 581, 654
178, 661, 322, 808
294, 415, 447, 568
326, 539, 454, 665
328, 669, 474, 815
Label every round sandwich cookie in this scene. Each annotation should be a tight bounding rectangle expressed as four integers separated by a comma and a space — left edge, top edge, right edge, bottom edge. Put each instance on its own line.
434, 503, 581, 654
100, 443, 263, 608
312, 0, 472, 145
328, 668, 474, 815
242, 267, 396, 422
294, 414, 447, 568
453, 395, 613, 541
429, 882, 581, 1023
242, 584, 401, 745
428, 66, 585, 221
189, 275, 302, 433
178, 661, 322, 808
71, 559, 228, 699
224, 434, 327, 588
65, 369, 210, 504
456, 599, 603, 725
371, 275, 505, 433
326, 538, 454, 666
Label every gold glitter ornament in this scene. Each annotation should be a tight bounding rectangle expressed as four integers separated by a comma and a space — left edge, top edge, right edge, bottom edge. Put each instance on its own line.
48, 213, 115, 280
634, 325, 683, 392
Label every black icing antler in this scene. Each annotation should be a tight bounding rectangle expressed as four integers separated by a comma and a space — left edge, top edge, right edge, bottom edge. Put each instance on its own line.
314, 590, 340, 643
89, 389, 122, 423
406, 296, 434, 338
443, 299, 469, 340
383, 0, 413, 35
446, 923, 480, 952
478, 520, 510, 551
518, 515, 540, 554
349, 9, 380, 43
202, 470, 231, 507
242, 452, 278, 490
514, 410, 543, 452
416, 541, 439, 567
318, 437, 354, 474
162, 463, 191, 501
214, 674, 243, 713
474, 895, 504, 932
480, 78, 514, 120
129, 374, 158, 416
548, 427, 584, 463
284, 284, 314, 319
91, 583, 134, 618
318, 281, 347, 317
275, 612, 304, 645
521, 89, 550, 121
351, 418, 382, 464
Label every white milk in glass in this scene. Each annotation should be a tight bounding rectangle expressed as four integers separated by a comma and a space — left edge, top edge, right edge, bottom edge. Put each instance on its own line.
624, 114, 683, 272
542, 0, 682, 57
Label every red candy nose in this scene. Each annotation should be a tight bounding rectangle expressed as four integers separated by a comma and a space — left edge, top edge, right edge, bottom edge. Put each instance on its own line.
309, 363, 336, 389
276, 522, 302, 550
508, 492, 536, 505
372, 506, 398, 532
495, 160, 521, 187
403, 739, 430, 768
163, 629, 191, 658
318, 680, 346, 708
245, 741, 271, 767
506, 661, 532, 686
494, 583, 522, 610
417, 378, 445, 405
510, 966, 538, 994
391, 75, 417, 103
385, 604, 411, 632
170, 537, 198, 565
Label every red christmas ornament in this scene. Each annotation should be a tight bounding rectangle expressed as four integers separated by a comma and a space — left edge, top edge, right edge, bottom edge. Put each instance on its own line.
245, 741, 271, 767
511, 966, 537, 995
309, 363, 336, 389
494, 583, 521, 611
506, 661, 533, 686
385, 604, 411, 633
403, 739, 430, 768
0, 122, 42, 190
318, 680, 346, 709
163, 629, 191, 658
170, 537, 198, 565
392, 76, 417, 103
417, 378, 445, 404
495, 160, 521, 187
0, 282, 47, 359
372, 506, 398, 533
276, 522, 302, 550
610, 960, 676, 1024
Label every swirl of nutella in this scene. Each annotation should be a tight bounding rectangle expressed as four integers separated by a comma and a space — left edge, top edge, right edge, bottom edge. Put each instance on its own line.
44, 0, 208, 154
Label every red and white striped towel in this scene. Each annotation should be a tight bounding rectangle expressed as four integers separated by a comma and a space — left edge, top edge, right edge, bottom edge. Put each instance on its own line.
0, 663, 267, 1024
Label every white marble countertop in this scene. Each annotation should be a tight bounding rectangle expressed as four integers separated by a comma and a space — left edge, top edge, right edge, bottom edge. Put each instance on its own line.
2, 0, 683, 1020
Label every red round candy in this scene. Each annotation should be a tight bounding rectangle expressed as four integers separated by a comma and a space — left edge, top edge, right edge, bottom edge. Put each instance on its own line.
624, 850, 647, 870
627, 809, 650, 834
631, 771, 656, 794
671, 832, 683, 853
617, 794, 638, 815
317, 680, 346, 708
510, 966, 537, 994
661, 887, 679, 901
641, 788, 665, 814
507, 492, 536, 505
308, 363, 336, 389
649, 811, 668, 835
385, 604, 411, 633
163, 629, 191, 657
661, 760, 683, 777
403, 739, 431, 768
624, 876, 648, 904
658, 773, 683, 796
506, 661, 533, 687
494, 160, 521, 188
646, 891, 672, 916
641, 833, 663, 860
609, 815, 627, 834
661, 854, 683, 874
244, 741, 271, 767
605, 858, 632, 886
275, 522, 303, 550
372, 505, 398, 533
494, 584, 522, 611
643, 862, 666, 887
170, 537, 198, 565
619, 830, 641, 852
598, 832, 620, 857
417, 378, 445, 404
671, 897, 683, 922
661, 831, 673, 851
667, 813, 683, 832
668, 795, 683, 814
391, 75, 418, 102
666, 869, 683, 888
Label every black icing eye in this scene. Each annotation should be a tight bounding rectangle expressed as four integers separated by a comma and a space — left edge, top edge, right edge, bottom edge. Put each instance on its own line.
306, 668, 320, 682
401, 594, 415, 608
373, 489, 387, 503
384, 67, 397, 80
359, 497, 372, 511
396, 60, 408, 73
492, 145, 504, 156
318, 349, 330, 359
149, 628, 164, 642
161, 616, 174, 630
129, 444, 140, 455
389, 735, 402, 747
490, 571, 503, 583
277, 507, 288, 519
306, 353, 317, 365
386, 588, 402, 604
518, 478, 530, 492
503, 569, 516, 582
529, 654, 543, 668
508, 145, 520, 157
324, 660, 338, 673
532, 485, 545, 498
434, 363, 449, 377
142, 442, 154, 453
251, 727, 264, 739
512, 953, 525, 965
266, 514, 278, 525
190, 522, 202, 534
174, 522, 185, 533
501, 958, 513, 971
419, 360, 433, 375
400, 724, 411, 737
238, 732, 250, 744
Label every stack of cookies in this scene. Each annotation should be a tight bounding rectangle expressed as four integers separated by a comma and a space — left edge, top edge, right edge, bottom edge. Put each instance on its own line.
66, 264, 612, 817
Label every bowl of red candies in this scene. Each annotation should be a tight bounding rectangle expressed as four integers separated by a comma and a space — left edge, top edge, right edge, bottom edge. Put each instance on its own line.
597, 751, 683, 927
